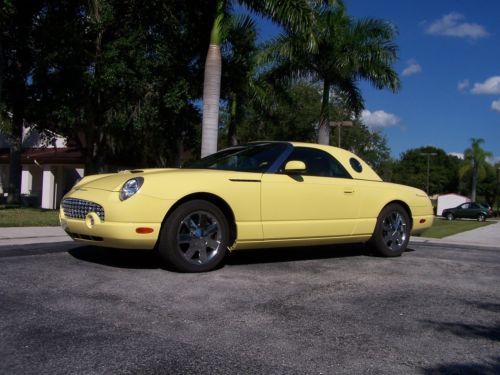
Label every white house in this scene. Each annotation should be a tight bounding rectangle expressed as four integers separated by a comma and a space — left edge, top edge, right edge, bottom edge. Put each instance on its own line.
436, 193, 471, 216
0, 125, 84, 209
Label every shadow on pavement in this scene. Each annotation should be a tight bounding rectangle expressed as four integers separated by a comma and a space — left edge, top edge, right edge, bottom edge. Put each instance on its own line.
68, 246, 161, 270
68, 243, 414, 270
226, 243, 371, 266
422, 356, 500, 375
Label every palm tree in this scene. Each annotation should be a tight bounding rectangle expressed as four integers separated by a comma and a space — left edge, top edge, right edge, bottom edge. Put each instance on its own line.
461, 138, 493, 201
263, 3, 400, 145
221, 15, 258, 147
200, 0, 330, 157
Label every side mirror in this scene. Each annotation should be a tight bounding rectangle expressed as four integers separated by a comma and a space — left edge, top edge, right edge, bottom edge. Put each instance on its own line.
284, 160, 306, 174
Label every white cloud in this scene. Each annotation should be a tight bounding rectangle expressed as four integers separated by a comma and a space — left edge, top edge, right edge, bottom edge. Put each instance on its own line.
361, 110, 400, 129
457, 79, 469, 92
402, 61, 422, 77
449, 152, 464, 160
425, 12, 489, 39
471, 76, 500, 94
492, 99, 500, 112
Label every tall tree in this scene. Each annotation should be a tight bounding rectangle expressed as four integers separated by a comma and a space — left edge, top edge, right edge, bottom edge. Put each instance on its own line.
32, 0, 211, 172
263, 3, 400, 145
220, 14, 258, 147
460, 138, 493, 202
200, 0, 325, 157
234, 81, 322, 143
392, 146, 461, 195
1, 0, 44, 203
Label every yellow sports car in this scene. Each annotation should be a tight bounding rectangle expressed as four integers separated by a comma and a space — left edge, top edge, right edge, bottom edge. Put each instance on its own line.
60, 142, 433, 272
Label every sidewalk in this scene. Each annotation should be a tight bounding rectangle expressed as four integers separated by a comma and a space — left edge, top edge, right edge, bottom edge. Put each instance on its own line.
0, 226, 71, 246
0, 221, 499, 249
410, 220, 500, 250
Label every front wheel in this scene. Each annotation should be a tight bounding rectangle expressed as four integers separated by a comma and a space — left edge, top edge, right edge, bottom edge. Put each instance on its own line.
369, 204, 411, 257
158, 200, 230, 272
446, 213, 454, 221
477, 214, 486, 222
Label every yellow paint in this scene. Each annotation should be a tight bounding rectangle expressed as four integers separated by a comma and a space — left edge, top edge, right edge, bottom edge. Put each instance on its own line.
60, 142, 433, 251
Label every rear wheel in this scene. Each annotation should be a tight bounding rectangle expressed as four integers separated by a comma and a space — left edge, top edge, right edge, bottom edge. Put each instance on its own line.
446, 213, 454, 221
477, 214, 486, 222
369, 204, 410, 257
158, 200, 230, 272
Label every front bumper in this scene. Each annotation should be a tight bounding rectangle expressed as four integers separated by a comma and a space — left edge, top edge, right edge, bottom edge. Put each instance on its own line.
411, 214, 434, 235
59, 187, 174, 249
60, 215, 161, 249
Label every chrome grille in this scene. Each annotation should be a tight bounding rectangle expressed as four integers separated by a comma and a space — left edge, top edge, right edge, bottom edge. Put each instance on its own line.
62, 198, 105, 221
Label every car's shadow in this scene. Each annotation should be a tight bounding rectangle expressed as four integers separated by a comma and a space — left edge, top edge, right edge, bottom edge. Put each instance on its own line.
68, 243, 416, 271
69, 246, 162, 270
226, 243, 369, 266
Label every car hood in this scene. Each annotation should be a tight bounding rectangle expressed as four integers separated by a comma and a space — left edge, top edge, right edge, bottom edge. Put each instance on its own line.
72, 168, 262, 192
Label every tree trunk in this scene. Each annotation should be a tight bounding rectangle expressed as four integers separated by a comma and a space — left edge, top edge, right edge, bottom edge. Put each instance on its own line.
7, 114, 23, 204
201, 0, 223, 158
0, 34, 3, 105
317, 80, 331, 145
471, 161, 478, 202
201, 44, 222, 157
227, 93, 238, 146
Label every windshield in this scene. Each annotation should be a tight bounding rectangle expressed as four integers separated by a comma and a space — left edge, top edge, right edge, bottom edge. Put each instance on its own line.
185, 143, 288, 173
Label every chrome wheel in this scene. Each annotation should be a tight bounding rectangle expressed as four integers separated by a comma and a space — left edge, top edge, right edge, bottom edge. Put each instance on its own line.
177, 211, 222, 266
381, 211, 408, 252
382, 211, 407, 251
369, 204, 410, 257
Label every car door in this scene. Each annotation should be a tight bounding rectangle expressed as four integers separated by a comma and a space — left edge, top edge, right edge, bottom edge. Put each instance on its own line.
468, 203, 481, 218
260, 147, 362, 240
456, 203, 470, 218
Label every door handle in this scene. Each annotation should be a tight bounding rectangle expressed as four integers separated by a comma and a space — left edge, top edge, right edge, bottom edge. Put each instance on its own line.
344, 188, 355, 194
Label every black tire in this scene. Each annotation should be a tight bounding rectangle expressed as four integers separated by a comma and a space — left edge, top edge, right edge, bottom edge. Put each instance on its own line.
477, 214, 486, 222
446, 213, 454, 221
158, 200, 230, 272
369, 204, 411, 257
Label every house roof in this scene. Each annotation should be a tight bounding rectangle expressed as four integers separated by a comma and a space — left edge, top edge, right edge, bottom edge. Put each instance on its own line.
0, 148, 84, 165
438, 193, 469, 198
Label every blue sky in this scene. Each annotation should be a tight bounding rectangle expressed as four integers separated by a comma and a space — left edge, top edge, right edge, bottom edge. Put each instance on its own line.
249, 1, 500, 161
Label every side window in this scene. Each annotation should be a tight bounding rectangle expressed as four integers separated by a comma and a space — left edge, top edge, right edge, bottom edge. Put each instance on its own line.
461, 203, 470, 209
284, 147, 351, 178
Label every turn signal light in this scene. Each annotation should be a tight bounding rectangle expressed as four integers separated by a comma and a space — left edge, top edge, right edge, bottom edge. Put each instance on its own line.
136, 227, 154, 234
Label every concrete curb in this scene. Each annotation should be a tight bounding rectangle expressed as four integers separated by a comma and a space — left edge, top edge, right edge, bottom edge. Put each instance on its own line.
0, 226, 71, 246
410, 236, 500, 251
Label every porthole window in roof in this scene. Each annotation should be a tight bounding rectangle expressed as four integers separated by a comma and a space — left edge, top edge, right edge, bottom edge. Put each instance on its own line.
349, 157, 363, 173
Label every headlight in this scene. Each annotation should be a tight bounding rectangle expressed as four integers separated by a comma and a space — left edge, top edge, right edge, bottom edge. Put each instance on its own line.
119, 177, 144, 201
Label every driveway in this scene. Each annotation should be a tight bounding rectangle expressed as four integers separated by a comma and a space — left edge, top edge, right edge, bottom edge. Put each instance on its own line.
1, 242, 499, 374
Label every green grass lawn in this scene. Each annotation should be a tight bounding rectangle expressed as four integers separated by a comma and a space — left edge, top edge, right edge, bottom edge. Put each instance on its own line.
419, 217, 496, 239
0, 206, 60, 227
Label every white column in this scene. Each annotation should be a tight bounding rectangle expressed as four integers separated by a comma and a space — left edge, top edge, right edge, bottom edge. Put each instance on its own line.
21, 166, 33, 195
41, 166, 56, 209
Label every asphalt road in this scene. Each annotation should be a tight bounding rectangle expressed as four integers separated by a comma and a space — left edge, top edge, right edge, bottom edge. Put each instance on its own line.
1, 241, 499, 374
